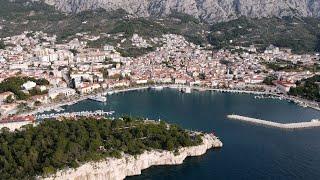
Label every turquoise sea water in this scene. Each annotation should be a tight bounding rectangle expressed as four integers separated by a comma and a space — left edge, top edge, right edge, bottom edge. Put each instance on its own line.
57, 88, 320, 180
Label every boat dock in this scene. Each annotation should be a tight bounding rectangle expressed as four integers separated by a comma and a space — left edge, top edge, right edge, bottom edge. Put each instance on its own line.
151, 86, 164, 90
169, 85, 269, 95
106, 87, 149, 95
88, 95, 107, 102
227, 114, 320, 129
211, 89, 267, 94
254, 95, 283, 100
54, 107, 65, 112
36, 110, 115, 120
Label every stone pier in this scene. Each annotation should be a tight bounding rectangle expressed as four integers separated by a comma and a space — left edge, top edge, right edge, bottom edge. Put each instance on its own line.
227, 114, 320, 129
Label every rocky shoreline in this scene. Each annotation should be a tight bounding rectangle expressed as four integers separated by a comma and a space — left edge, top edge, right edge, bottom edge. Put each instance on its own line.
42, 134, 222, 180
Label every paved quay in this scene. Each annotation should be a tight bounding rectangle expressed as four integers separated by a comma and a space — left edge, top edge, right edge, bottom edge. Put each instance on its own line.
227, 114, 320, 130
36, 110, 115, 120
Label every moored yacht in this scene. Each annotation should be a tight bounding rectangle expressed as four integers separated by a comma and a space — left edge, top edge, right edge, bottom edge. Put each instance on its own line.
88, 95, 107, 102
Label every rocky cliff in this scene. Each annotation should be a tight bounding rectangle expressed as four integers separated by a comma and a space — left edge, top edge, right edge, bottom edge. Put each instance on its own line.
42, 134, 222, 180
42, 0, 320, 22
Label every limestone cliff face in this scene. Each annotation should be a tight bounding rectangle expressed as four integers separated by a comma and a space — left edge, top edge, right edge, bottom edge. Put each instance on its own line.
42, 134, 222, 180
42, 0, 320, 22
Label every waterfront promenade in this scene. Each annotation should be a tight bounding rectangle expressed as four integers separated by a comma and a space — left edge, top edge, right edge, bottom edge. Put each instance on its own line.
227, 114, 320, 129
192, 87, 268, 95
36, 110, 115, 120
107, 86, 149, 94
169, 85, 320, 111
6, 84, 319, 122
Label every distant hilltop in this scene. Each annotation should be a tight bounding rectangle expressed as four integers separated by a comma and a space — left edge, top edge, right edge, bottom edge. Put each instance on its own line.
42, 0, 320, 22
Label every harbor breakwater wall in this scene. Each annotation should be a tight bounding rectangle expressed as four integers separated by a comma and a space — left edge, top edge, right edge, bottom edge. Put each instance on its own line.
41, 134, 222, 180
227, 115, 320, 129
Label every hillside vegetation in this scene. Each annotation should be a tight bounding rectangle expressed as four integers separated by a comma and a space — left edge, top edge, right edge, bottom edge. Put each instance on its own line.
208, 17, 320, 53
0, 76, 49, 100
0, 0, 207, 46
0, 117, 202, 179
289, 75, 320, 101
1, 0, 320, 53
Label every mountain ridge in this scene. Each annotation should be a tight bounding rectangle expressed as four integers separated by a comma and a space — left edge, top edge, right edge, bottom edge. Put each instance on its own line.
41, 0, 320, 22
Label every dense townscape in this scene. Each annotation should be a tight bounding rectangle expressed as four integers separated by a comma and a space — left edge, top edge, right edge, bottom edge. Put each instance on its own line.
0, 30, 320, 119
1, 0, 320, 179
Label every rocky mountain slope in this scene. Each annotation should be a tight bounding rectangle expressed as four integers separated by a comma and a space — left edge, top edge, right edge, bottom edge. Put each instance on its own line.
42, 0, 320, 22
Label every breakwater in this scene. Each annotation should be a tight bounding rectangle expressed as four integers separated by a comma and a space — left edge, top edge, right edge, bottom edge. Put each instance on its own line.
227, 114, 320, 129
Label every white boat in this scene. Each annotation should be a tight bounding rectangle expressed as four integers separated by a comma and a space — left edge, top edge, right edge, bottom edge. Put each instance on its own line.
88, 95, 107, 102
181, 87, 192, 93
185, 87, 192, 93
107, 91, 114, 95
151, 86, 164, 90
54, 107, 64, 112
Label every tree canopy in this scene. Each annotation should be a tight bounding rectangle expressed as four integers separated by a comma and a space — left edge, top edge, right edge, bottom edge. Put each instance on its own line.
0, 41, 5, 49
0, 117, 202, 179
0, 76, 49, 100
289, 75, 320, 101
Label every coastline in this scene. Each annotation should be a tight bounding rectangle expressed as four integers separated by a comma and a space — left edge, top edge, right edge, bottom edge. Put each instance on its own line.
41, 133, 222, 180
17, 87, 150, 118
17, 84, 320, 118
20, 96, 88, 116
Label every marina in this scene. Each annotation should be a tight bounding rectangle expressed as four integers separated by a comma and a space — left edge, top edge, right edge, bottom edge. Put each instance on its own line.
36, 110, 115, 120
36, 88, 320, 180
209, 88, 268, 94
10, 85, 318, 123
152, 85, 320, 111
166, 85, 270, 95
254, 95, 284, 100
227, 114, 320, 129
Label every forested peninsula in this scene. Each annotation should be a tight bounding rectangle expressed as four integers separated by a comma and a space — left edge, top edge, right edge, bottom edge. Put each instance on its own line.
0, 117, 222, 179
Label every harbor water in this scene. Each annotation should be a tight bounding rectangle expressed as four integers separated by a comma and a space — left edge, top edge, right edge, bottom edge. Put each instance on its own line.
57, 88, 320, 180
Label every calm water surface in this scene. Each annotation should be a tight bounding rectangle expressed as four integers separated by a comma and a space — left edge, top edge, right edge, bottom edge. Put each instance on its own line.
59, 89, 320, 180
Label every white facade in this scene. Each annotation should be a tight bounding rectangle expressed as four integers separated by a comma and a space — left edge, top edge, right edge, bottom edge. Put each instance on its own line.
175, 79, 187, 84
10, 63, 28, 70
136, 79, 148, 84
22, 81, 37, 90
275, 81, 296, 93
48, 87, 76, 99
0, 121, 33, 131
